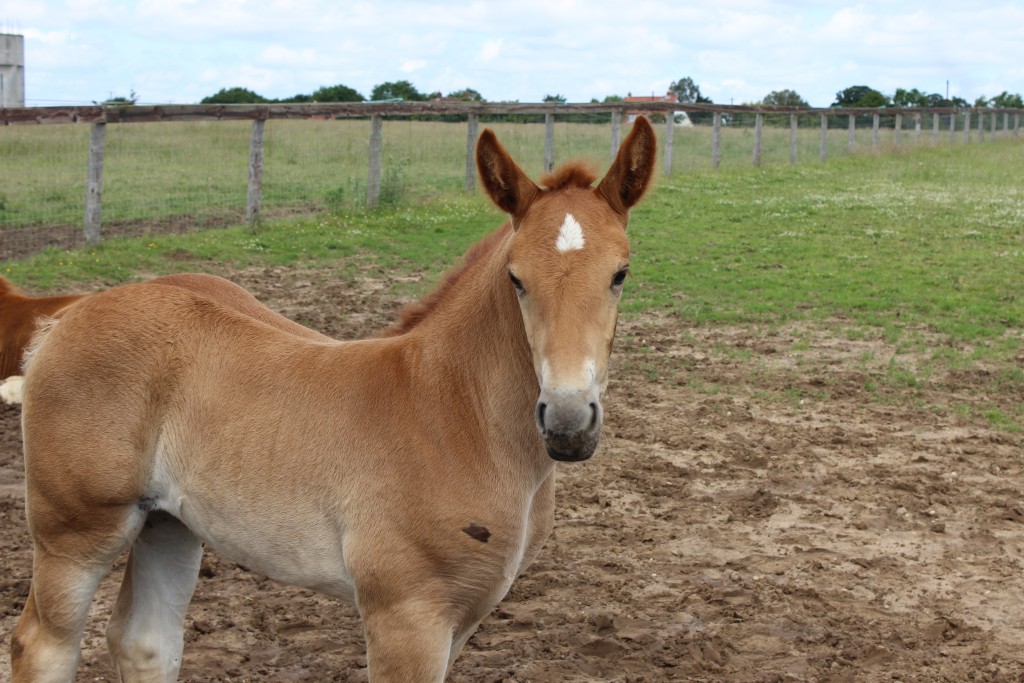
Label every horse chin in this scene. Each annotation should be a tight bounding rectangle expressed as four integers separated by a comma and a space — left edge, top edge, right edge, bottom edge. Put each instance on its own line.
544, 439, 598, 463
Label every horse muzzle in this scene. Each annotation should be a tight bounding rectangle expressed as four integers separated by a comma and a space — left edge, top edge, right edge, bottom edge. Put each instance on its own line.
535, 389, 603, 462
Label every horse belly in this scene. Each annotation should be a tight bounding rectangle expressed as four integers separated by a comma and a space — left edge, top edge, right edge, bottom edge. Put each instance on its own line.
147, 441, 357, 600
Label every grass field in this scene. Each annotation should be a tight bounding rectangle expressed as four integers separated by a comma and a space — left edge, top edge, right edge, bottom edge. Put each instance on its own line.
0, 116, 981, 232
2, 132, 1022, 429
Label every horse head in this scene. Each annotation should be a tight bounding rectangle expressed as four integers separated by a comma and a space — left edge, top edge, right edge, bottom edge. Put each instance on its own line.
476, 117, 656, 461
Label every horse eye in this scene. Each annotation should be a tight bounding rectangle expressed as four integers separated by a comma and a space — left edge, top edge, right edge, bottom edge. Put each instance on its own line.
611, 268, 629, 288
508, 271, 525, 293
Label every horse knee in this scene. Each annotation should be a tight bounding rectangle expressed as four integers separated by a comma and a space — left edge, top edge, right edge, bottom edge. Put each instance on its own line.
10, 604, 81, 682
108, 631, 184, 683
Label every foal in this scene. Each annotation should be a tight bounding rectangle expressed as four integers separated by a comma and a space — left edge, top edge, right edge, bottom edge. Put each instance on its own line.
11, 117, 656, 682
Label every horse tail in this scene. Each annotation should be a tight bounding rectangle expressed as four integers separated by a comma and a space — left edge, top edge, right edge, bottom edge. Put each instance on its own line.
1, 311, 57, 404
21, 315, 62, 377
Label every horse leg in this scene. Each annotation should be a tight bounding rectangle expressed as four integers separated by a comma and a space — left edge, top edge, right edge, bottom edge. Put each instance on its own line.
360, 600, 454, 683
106, 512, 203, 683
11, 508, 143, 682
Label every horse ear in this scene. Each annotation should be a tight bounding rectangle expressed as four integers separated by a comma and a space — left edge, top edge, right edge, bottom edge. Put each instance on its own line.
476, 129, 539, 225
596, 115, 657, 217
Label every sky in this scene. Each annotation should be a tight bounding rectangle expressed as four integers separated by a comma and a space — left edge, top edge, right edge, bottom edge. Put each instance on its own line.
2, 1, 1022, 108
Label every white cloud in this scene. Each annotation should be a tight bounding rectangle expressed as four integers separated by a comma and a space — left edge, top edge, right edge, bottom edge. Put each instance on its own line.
20, 28, 75, 46
477, 38, 502, 63
821, 4, 874, 41
258, 44, 317, 68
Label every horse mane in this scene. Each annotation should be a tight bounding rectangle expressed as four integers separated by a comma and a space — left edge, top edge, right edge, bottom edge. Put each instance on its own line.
539, 161, 598, 191
382, 222, 513, 337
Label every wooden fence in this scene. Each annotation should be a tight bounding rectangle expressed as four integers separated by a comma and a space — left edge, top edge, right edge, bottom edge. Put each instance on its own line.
1, 101, 1022, 248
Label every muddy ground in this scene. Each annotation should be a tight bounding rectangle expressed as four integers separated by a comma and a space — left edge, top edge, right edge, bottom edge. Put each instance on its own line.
1, 263, 1022, 682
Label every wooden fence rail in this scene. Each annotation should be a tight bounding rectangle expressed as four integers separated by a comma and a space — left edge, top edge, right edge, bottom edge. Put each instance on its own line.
1, 101, 1021, 244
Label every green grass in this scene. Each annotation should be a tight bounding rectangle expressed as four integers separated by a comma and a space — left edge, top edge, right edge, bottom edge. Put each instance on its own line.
626, 142, 1024, 342
1, 196, 501, 289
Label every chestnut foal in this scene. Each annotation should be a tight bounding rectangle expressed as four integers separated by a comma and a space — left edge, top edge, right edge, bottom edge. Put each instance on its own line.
11, 118, 656, 681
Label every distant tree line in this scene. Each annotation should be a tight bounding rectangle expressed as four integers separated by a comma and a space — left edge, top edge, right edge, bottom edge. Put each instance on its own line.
199, 80, 483, 105
195, 77, 1024, 122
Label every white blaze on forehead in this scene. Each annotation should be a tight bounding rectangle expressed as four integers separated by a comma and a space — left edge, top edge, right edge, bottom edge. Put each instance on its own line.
555, 213, 585, 252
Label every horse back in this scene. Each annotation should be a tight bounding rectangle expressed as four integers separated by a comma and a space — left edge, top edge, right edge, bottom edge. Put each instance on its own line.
145, 273, 330, 342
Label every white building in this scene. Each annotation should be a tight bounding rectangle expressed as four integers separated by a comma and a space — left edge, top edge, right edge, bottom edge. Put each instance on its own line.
0, 34, 26, 108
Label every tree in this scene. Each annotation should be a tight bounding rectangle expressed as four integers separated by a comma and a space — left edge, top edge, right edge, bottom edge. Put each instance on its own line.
832, 85, 890, 108
97, 88, 138, 106
311, 84, 365, 103
543, 94, 567, 104
892, 87, 929, 107
370, 80, 427, 101
669, 77, 711, 104
669, 77, 713, 123
761, 89, 809, 108
200, 87, 267, 104
279, 93, 313, 103
446, 88, 484, 102
989, 91, 1024, 108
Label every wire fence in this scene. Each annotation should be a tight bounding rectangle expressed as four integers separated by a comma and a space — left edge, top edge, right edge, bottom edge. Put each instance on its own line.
1, 103, 1021, 261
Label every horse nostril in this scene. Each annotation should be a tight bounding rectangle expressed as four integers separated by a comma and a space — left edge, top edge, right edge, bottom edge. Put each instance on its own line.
589, 402, 598, 430
536, 401, 548, 433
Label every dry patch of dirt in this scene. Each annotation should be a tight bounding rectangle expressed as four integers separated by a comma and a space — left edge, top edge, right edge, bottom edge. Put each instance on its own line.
2, 264, 1022, 682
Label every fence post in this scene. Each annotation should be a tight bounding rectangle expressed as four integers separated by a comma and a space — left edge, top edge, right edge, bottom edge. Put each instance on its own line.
712, 112, 722, 170
84, 121, 106, 246
990, 111, 997, 137
894, 113, 902, 145
610, 109, 621, 161
367, 114, 383, 208
753, 112, 763, 167
544, 113, 554, 172
246, 118, 265, 229
465, 112, 479, 193
1003, 112, 1009, 137
965, 111, 971, 143
872, 113, 880, 148
663, 113, 674, 176
848, 114, 855, 152
949, 112, 956, 141
977, 110, 985, 142
788, 114, 797, 164
932, 112, 939, 143
1016, 112, 1020, 137
819, 113, 828, 162
914, 113, 921, 143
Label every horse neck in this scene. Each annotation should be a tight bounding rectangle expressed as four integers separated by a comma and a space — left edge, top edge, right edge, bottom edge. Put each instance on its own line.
407, 228, 547, 475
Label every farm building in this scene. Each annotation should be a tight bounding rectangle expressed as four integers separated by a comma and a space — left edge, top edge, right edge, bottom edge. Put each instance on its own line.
624, 91, 692, 126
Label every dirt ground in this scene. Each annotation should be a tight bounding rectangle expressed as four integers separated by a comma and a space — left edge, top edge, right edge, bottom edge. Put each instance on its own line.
1, 263, 1022, 682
